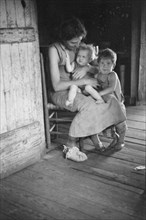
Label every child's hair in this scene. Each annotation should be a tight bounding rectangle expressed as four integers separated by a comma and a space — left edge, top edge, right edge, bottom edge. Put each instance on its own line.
76, 43, 95, 62
97, 48, 117, 66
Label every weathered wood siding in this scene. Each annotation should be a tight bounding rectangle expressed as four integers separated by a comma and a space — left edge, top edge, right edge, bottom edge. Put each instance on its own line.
138, 0, 146, 102
130, 0, 146, 104
0, 0, 45, 178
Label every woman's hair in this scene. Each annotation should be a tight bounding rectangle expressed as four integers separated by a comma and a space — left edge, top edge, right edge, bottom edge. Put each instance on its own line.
97, 48, 117, 65
76, 43, 94, 62
59, 17, 87, 41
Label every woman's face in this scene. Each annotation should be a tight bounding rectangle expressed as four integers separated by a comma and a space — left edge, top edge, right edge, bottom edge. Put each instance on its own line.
64, 36, 83, 51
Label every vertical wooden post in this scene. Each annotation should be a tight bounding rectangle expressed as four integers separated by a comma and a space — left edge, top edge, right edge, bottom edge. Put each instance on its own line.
40, 53, 51, 148
119, 64, 125, 94
138, 1, 146, 104
130, 1, 141, 105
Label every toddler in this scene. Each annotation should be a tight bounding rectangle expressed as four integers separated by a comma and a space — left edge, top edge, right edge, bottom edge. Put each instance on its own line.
65, 43, 104, 106
95, 48, 127, 150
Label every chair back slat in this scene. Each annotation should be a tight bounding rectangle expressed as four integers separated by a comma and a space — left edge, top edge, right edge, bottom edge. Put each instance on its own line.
40, 52, 74, 149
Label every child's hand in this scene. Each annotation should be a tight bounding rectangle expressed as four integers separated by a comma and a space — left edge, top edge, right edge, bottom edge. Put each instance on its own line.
73, 66, 89, 79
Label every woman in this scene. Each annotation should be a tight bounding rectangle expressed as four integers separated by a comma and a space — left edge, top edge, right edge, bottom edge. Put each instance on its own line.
48, 17, 126, 159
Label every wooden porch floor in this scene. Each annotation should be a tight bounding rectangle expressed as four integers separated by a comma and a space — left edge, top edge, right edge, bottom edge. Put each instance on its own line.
0, 105, 146, 220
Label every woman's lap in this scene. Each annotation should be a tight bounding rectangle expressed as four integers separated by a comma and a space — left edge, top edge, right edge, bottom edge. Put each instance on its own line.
50, 91, 126, 138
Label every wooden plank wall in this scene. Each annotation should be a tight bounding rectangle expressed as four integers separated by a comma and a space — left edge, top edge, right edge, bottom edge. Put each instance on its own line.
0, 0, 44, 133
0, 0, 45, 178
138, 0, 146, 102
0, 121, 42, 179
130, 0, 140, 104
131, 0, 146, 104
0, 27, 36, 43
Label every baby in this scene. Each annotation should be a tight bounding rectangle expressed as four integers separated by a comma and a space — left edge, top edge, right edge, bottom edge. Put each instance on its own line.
65, 43, 104, 106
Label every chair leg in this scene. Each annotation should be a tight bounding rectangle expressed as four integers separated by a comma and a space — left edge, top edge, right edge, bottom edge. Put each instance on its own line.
55, 111, 59, 139
79, 138, 84, 152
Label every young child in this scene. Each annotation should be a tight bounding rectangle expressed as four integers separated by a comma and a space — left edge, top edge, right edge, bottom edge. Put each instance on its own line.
96, 48, 125, 107
95, 48, 127, 150
65, 43, 104, 106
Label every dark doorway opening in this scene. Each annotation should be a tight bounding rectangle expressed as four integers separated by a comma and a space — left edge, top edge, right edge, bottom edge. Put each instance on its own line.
37, 0, 132, 98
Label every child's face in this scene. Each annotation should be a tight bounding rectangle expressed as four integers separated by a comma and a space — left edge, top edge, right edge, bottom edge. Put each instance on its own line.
76, 50, 89, 66
98, 58, 114, 74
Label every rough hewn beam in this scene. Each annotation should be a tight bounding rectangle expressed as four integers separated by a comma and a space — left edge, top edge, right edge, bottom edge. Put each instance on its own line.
0, 27, 35, 44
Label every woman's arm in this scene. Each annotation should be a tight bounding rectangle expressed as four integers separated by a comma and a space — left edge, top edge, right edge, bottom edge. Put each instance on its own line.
48, 46, 97, 92
99, 72, 117, 96
65, 51, 75, 72
72, 65, 90, 79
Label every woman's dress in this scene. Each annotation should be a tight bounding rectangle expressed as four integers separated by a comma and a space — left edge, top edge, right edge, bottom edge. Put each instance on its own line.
49, 43, 126, 138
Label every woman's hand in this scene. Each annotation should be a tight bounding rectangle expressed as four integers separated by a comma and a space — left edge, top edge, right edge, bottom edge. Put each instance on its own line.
84, 78, 98, 88
72, 66, 89, 79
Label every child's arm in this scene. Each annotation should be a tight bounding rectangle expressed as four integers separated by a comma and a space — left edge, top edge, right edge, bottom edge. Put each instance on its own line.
65, 51, 75, 72
85, 85, 104, 103
87, 66, 101, 87
99, 72, 117, 96
88, 65, 99, 75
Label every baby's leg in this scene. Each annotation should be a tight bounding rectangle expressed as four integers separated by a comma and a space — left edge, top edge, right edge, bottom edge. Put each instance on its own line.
66, 85, 78, 106
77, 88, 81, 93
85, 85, 104, 103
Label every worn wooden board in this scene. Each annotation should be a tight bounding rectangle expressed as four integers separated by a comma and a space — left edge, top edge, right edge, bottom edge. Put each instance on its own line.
0, 104, 145, 220
0, 28, 35, 44
126, 128, 145, 140
0, 184, 90, 220
126, 107, 146, 116
0, 196, 55, 220
126, 113, 145, 122
45, 145, 145, 190
0, 0, 46, 176
1, 157, 145, 220
0, 121, 43, 179
127, 120, 145, 130
6, 0, 16, 28
0, 211, 12, 220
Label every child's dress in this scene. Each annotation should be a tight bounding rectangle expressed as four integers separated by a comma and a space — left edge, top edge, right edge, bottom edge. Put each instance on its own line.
97, 71, 126, 115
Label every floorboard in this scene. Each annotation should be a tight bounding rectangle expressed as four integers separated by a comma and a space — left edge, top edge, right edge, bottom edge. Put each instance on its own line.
0, 105, 146, 220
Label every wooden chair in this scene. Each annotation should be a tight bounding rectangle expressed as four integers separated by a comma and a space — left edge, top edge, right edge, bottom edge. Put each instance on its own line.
40, 53, 76, 150
40, 53, 113, 151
